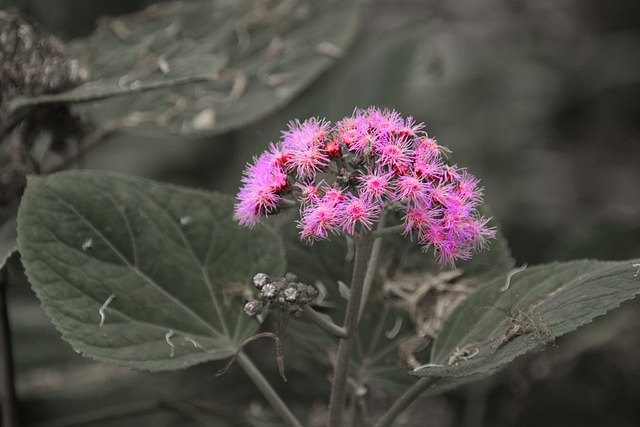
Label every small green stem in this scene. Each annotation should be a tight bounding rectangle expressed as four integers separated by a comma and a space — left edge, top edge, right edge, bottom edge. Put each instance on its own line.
236, 352, 303, 427
302, 305, 347, 338
373, 377, 439, 427
327, 233, 374, 427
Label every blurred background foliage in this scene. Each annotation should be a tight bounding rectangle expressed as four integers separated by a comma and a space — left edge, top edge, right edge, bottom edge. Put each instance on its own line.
2, 0, 639, 426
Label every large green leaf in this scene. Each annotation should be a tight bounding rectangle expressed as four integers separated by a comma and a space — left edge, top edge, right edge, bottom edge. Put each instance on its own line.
8, 0, 361, 136
413, 258, 640, 380
17, 170, 285, 370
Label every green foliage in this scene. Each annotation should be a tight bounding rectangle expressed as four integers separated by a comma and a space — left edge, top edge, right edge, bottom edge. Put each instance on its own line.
8, 0, 361, 136
17, 170, 285, 370
413, 259, 640, 381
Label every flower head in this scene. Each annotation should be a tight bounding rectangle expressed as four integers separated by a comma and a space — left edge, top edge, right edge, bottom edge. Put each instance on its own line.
357, 167, 394, 203
283, 118, 331, 179
338, 194, 380, 235
336, 114, 370, 154
235, 152, 287, 227
299, 201, 340, 242
235, 106, 495, 267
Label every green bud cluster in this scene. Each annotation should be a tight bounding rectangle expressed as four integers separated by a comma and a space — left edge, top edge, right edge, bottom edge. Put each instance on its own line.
244, 272, 317, 317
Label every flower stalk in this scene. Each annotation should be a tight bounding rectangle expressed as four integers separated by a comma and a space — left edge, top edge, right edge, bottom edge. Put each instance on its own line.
327, 233, 374, 427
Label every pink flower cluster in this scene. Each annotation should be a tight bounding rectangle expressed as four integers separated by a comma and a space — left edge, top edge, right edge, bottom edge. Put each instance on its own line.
235, 107, 495, 267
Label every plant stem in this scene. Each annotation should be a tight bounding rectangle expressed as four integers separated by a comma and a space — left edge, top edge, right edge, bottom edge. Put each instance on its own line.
373, 377, 439, 427
327, 233, 374, 427
0, 269, 19, 427
358, 215, 387, 321
301, 305, 347, 338
236, 352, 303, 427
370, 224, 404, 238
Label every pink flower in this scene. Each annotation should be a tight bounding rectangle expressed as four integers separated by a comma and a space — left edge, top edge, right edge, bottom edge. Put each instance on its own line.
402, 204, 436, 237
414, 137, 443, 160
376, 138, 411, 172
357, 167, 394, 203
394, 116, 425, 141
282, 118, 331, 179
336, 114, 370, 154
267, 142, 291, 168
420, 223, 467, 268
412, 154, 443, 182
338, 194, 380, 235
298, 201, 340, 242
394, 174, 429, 203
234, 106, 495, 267
295, 181, 321, 204
364, 107, 403, 144
455, 216, 496, 251
321, 187, 346, 207
456, 170, 483, 203
428, 183, 455, 206
282, 118, 330, 150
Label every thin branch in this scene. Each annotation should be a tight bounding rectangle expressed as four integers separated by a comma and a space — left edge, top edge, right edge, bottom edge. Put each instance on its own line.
301, 305, 347, 338
0, 268, 19, 427
370, 224, 405, 239
236, 352, 303, 427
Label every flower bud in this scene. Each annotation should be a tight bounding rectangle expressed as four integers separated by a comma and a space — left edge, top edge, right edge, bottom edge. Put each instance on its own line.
253, 273, 271, 289
244, 300, 263, 317
283, 287, 298, 302
261, 283, 278, 299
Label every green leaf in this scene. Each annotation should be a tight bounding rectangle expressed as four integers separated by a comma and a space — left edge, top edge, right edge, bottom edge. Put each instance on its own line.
17, 170, 285, 370
413, 259, 640, 380
350, 303, 416, 397
10, 0, 361, 136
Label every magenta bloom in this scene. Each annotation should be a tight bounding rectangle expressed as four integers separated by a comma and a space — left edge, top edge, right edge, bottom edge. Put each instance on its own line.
299, 201, 340, 242
235, 106, 495, 266
235, 152, 288, 227
336, 114, 370, 154
357, 167, 394, 203
338, 194, 380, 235
395, 174, 429, 204
282, 118, 331, 179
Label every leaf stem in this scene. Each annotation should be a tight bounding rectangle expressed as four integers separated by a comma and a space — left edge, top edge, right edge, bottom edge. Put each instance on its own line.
301, 305, 347, 338
373, 377, 439, 427
236, 352, 303, 427
327, 233, 374, 427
